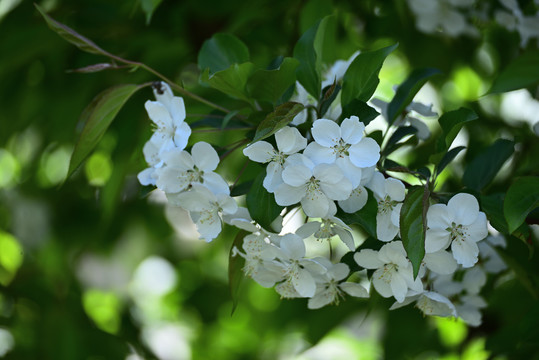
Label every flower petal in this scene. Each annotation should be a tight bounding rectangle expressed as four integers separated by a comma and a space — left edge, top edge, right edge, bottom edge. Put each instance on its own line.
282, 164, 311, 187
340, 282, 369, 298
354, 249, 384, 269
447, 193, 480, 226
274, 183, 306, 206
303, 142, 336, 165
275, 126, 307, 154
338, 185, 368, 213
423, 251, 457, 275
243, 141, 275, 163
192, 141, 219, 171
280, 234, 306, 259
312, 119, 341, 147
451, 238, 479, 268
425, 228, 451, 253
390, 272, 408, 303
293, 268, 316, 298
340, 116, 365, 145
301, 189, 330, 218
348, 137, 380, 168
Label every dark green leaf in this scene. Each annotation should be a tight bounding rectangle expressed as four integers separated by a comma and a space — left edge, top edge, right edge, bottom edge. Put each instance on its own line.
246, 57, 299, 103
198, 33, 250, 75
201, 63, 256, 102
384, 133, 419, 156
68, 84, 143, 178
229, 230, 247, 315
140, 0, 163, 25
340, 100, 380, 126
436, 146, 466, 176
341, 43, 398, 106
337, 189, 378, 238
400, 186, 429, 278
246, 173, 284, 231
481, 193, 531, 246
386, 68, 441, 125
504, 177, 539, 233
252, 102, 304, 142
488, 51, 539, 94
230, 181, 253, 197
318, 82, 340, 117
463, 139, 514, 192
383, 126, 417, 155
35, 4, 108, 56
221, 110, 239, 129
434, 107, 478, 154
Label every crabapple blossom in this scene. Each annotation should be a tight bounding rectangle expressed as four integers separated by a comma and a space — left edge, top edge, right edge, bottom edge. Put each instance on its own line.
367, 172, 406, 242
243, 126, 307, 192
425, 193, 488, 267
155, 141, 229, 195
274, 154, 352, 218
354, 241, 423, 303
390, 291, 457, 317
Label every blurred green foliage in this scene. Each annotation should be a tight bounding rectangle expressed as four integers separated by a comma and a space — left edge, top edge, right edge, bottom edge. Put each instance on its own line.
0, 0, 538, 359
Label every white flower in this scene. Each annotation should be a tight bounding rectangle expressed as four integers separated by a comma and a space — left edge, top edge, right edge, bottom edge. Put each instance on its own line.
243, 127, 307, 192
304, 117, 380, 187
478, 234, 507, 274
308, 259, 368, 309
338, 184, 368, 213
274, 154, 353, 218
455, 294, 487, 326
425, 193, 488, 267
367, 172, 406, 242
155, 141, 229, 195
137, 140, 162, 186
145, 82, 191, 153
170, 185, 237, 242
390, 291, 457, 317
354, 241, 423, 303
422, 250, 458, 275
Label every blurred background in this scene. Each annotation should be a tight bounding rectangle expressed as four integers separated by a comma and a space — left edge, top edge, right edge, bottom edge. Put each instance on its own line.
0, 0, 538, 359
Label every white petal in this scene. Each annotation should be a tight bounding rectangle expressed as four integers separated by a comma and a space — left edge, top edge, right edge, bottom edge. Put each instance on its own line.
274, 183, 306, 206
451, 238, 479, 268
462, 267, 486, 294
334, 227, 355, 251
173, 121, 192, 150
202, 172, 230, 195
425, 228, 451, 253
263, 162, 284, 193
137, 168, 156, 186
156, 167, 190, 193
217, 193, 238, 214
348, 137, 380, 168
169, 97, 186, 125
426, 204, 451, 230
367, 172, 386, 200
162, 149, 193, 169
340, 282, 369, 298
408, 117, 430, 140
447, 193, 480, 226
303, 142, 336, 165
280, 234, 306, 260
338, 185, 368, 213
275, 126, 307, 154
419, 292, 457, 317
295, 222, 321, 238
311, 119, 341, 147
145, 101, 173, 129
464, 212, 488, 242
336, 157, 362, 188
314, 164, 344, 185
340, 116, 365, 145
423, 251, 457, 275
308, 290, 335, 309
376, 212, 399, 242
320, 178, 353, 201
390, 273, 408, 303
282, 164, 311, 187
372, 270, 393, 298
192, 141, 219, 171
329, 263, 350, 281
354, 249, 384, 269
293, 269, 316, 298
391, 203, 402, 228
385, 178, 406, 202
243, 141, 275, 163
301, 189, 330, 218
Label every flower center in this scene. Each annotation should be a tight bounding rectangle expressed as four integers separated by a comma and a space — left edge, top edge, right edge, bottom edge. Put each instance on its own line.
379, 195, 398, 215
332, 139, 351, 157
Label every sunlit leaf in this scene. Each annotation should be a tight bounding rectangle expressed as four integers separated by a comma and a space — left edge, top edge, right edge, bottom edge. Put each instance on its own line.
246, 57, 299, 103
341, 43, 398, 106
246, 172, 283, 231
462, 139, 514, 192
35, 4, 108, 56
386, 68, 441, 125
198, 33, 250, 75
504, 177, 539, 234
488, 51, 539, 94
400, 186, 428, 279
68, 84, 143, 178
251, 102, 304, 142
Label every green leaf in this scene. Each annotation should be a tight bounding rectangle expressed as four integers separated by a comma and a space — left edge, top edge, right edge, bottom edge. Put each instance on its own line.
488, 51, 539, 94
504, 177, 539, 234
140, 0, 163, 25
246, 57, 299, 103
201, 62, 256, 102
481, 193, 531, 245
462, 139, 514, 192
246, 172, 284, 231
400, 186, 429, 279
68, 84, 143, 179
341, 43, 398, 107
340, 100, 380, 125
386, 68, 441, 125
435, 107, 478, 153
337, 189, 378, 238
383, 126, 417, 156
198, 33, 250, 75
229, 230, 247, 315
35, 4, 108, 56
252, 102, 304, 142
435, 146, 466, 176
318, 82, 340, 118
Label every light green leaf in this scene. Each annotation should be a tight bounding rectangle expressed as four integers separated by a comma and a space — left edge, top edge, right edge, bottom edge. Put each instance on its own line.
400, 186, 429, 279
246, 57, 299, 103
68, 84, 143, 178
341, 43, 398, 107
386, 68, 441, 126
246, 173, 284, 231
140, 0, 163, 25
504, 177, 539, 234
488, 51, 539, 94
201, 62, 256, 102
198, 33, 250, 75
35, 4, 108, 56
252, 102, 304, 143
462, 139, 514, 192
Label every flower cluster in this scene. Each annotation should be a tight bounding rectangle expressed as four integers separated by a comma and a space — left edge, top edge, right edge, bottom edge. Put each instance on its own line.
138, 76, 502, 325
